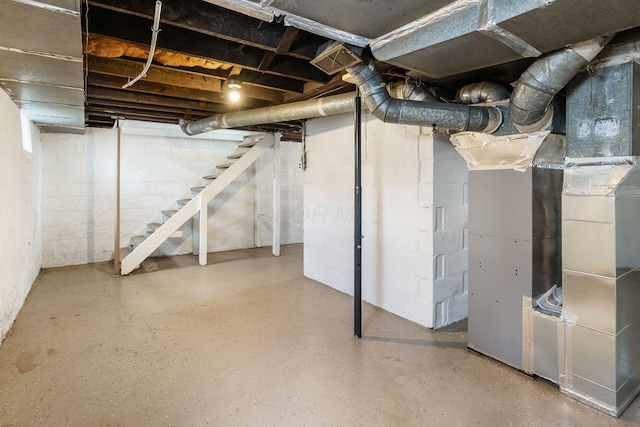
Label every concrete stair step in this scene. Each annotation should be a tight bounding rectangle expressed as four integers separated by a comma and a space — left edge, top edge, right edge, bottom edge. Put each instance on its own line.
119, 247, 131, 262
216, 160, 234, 169
177, 198, 192, 206
130, 235, 146, 250
227, 150, 247, 159
161, 209, 178, 218
238, 139, 258, 148
191, 186, 206, 193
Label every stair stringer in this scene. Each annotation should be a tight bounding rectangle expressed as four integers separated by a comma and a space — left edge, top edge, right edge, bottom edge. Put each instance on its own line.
121, 134, 274, 275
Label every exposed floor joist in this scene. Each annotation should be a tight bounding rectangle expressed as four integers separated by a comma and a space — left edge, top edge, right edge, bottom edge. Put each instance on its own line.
82, 0, 337, 134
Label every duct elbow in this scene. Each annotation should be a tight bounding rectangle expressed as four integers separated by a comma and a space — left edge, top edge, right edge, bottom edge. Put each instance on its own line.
479, 106, 503, 133
179, 119, 194, 136
456, 81, 510, 104
509, 35, 614, 133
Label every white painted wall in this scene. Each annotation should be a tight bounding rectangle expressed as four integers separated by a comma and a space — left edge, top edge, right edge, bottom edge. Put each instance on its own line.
40, 128, 303, 268
303, 114, 469, 329
0, 90, 41, 342
255, 140, 304, 247
431, 138, 469, 328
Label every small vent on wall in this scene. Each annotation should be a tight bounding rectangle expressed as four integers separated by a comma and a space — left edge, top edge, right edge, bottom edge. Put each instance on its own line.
311, 41, 363, 75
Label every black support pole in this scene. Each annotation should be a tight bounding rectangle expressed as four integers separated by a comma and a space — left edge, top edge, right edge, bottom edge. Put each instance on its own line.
354, 90, 362, 339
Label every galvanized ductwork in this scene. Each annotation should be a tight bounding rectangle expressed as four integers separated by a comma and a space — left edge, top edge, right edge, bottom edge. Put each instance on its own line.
456, 81, 510, 104
180, 92, 356, 135
509, 36, 613, 133
180, 58, 503, 136
347, 58, 502, 133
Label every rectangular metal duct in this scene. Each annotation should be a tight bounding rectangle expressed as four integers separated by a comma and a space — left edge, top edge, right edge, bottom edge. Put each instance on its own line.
561, 157, 640, 416
371, 0, 640, 79
252, 0, 453, 39
0, 0, 84, 132
567, 62, 640, 157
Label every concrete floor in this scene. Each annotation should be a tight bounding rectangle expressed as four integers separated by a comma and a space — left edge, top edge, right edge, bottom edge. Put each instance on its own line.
0, 245, 638, 426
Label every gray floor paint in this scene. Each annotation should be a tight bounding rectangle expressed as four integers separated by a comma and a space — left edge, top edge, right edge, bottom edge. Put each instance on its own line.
1, 245, 638, 426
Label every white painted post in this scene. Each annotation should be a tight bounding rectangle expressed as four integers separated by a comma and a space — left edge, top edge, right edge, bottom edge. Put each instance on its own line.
254, 162, 263, 248
113, 118, 122, 275
192, 212, 200, 256
199, 193, 208, 265
272, 133, 281, 256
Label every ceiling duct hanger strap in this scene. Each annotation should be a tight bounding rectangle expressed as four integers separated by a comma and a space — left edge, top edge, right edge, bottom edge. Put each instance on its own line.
280, 12, 370, 48
478, 0, 541, 58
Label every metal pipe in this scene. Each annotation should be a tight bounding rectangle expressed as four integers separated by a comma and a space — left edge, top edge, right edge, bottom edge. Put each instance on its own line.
387, 81, 438, 102
509, 35, 613, 133
347, 58, 502, 133
180, 58, 502, 136
122, 1, 162, 89
354, 91, 362, 339
456, 81, 510, 104
180, 92, 356, 135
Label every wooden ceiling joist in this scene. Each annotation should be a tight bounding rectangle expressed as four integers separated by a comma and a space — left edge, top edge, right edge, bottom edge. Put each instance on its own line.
85, 5, 330, 83
87, 0, 324, 60
87, 56, 285, 103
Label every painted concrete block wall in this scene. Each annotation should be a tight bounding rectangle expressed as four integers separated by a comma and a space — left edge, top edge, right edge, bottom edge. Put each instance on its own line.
255, 140, 304, 247
303, 114, 470, 329
40, 129, 303, 268
0, 90, 42, 343
304, 114, 436, 327
431, 136, 469, 328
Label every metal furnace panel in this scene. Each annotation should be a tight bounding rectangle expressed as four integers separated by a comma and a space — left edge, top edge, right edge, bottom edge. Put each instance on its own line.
468, 169, 533, 242
468, 234, 532, 369
532, 168, 563, 296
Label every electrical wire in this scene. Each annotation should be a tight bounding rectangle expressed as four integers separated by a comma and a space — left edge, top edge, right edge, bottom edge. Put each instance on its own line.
122, 1, 162, 89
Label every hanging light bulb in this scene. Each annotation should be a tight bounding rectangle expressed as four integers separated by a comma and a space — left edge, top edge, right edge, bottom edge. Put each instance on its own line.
226, 77, 242, 102
228, 89, 241, 102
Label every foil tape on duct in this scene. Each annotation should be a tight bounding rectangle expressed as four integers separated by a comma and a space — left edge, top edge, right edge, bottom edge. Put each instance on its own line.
450, 131, 551, 171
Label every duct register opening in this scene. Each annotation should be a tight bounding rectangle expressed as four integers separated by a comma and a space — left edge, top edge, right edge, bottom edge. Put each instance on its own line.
311, 41, 363, 75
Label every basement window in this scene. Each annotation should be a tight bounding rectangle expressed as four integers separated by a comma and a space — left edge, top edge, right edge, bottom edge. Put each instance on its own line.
20, 111, 32, 153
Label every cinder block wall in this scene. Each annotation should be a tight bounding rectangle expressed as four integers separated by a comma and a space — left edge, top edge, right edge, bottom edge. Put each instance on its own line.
303, 114, 469, 328
431, 138, 469, 328
0, 90, 41, 342
40, 129, 303, 268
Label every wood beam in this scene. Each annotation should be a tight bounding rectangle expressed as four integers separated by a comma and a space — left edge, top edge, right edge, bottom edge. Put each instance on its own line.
88, 72, 271, 108
86, 107, 206, 122
284, 79, 355, 103
88, 56, 284, 103
86, 34, 305, 93
258, 27, 300, 71
86, 87, 228, 113
86, 5, 330, 83
87, 0, 325, 60
86, 98, 221, 117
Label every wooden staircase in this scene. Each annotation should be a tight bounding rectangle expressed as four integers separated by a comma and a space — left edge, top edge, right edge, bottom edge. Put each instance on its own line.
120, 133, 277, 275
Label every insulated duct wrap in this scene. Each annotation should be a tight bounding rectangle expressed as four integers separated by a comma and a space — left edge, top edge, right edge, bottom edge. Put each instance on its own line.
509, 36, 613, 133
347, 58, 502, 132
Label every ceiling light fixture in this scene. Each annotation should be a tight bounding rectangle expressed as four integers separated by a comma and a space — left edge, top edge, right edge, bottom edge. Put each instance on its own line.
228, 90, 241, 102
226, 77, 242, 102
227, 78, 242, 90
